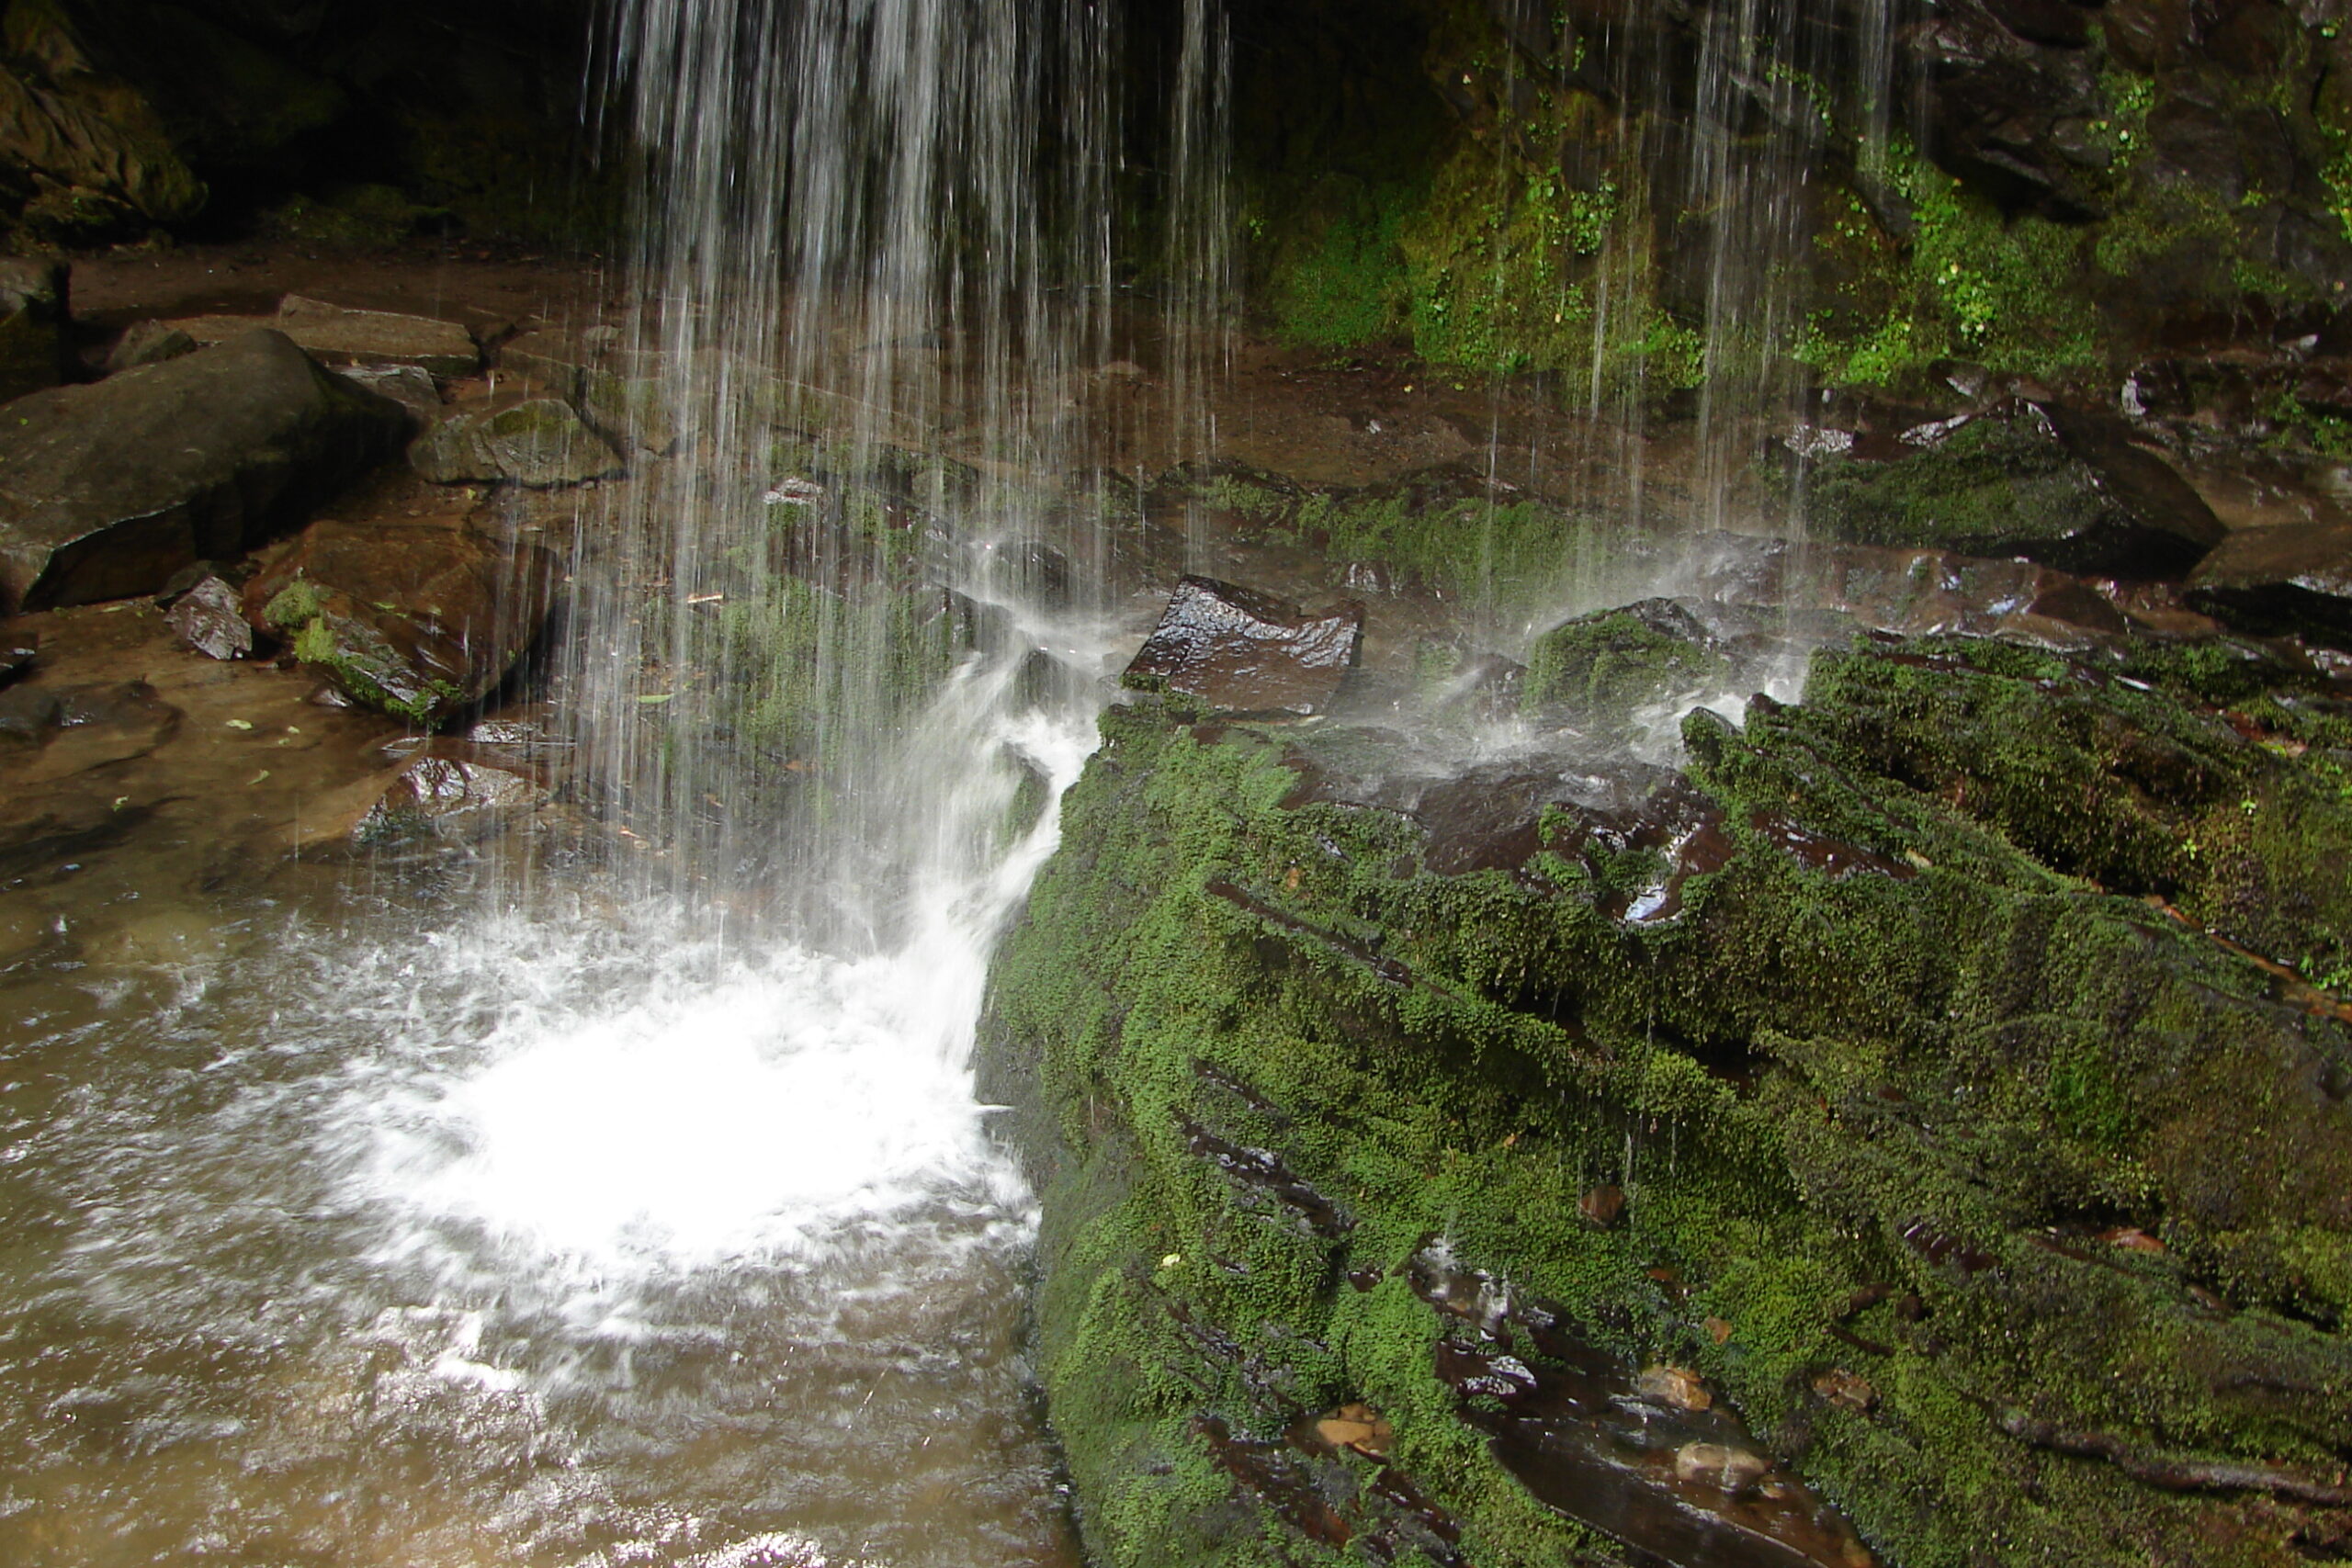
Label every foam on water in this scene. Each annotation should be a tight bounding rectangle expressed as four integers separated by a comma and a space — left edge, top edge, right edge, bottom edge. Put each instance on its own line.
356, 699, 1098, 1292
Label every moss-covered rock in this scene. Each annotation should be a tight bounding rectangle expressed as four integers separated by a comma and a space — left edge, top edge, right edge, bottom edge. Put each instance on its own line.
1803, 403, 2225, 579
979, 623, 2352, 1568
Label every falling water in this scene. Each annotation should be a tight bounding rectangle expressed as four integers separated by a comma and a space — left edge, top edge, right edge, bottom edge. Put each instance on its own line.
1, 3, 1231, 1563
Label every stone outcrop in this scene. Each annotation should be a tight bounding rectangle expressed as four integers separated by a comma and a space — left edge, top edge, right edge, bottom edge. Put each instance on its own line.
981, 618, 2352, 1568
0, 328, 406, 614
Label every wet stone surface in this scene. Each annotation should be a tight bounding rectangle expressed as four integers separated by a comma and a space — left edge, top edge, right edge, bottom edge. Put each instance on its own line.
1123, 574, 1365, 716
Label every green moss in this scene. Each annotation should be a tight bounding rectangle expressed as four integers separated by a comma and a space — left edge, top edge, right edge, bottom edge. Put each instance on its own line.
983, 631, 2352, 1568
1521, 602, 1722, 727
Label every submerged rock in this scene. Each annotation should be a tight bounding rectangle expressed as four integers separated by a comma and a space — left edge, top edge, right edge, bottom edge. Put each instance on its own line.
2185, 521, 2352, 649
1122, 575, 1364, 716
241, 518, 556, 727
408, 399, 625, 489
0, 329, 405, 613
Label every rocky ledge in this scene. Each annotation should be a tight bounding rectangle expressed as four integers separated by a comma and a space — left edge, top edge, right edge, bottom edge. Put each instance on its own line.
978, 606, 2352, 1567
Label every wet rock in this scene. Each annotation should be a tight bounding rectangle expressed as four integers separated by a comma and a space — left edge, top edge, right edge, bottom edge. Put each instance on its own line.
1521, 597, 1728, 732
0, 258, 69, 402
242, 518, 557, 727
1805, 401, 2226, 578
1636, 1365, 1714, 1414
0, 329, 405, 614
171, 297, 480, 378
2, 680, 178, 783
1122, 575, 1363, 716
408, 399, 625, 489
2184, 522, 2352, 649
164, 576, 252, 660
103, 320, 196, 375
0, 638, 31, 688
359, 743, 550, 841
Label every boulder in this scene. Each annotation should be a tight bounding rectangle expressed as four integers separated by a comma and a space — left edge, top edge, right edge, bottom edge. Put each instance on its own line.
408, 399, 625, 488
1121, 575, 1363, 716
103, 319, 196, 374
0, 328, 406, 614
170, 297, 480, 378
241, 517, 557, 728
0, 259, 69, 402
2185, 522, 2352, 649
1804, 400, 2226, 578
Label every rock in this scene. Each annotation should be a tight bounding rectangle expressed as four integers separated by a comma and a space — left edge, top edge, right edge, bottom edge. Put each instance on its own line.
1, 680, 178, 783
170, 297, 480, 378
0, 258, 69, 402
1577, 1184, 1626, 1227
1521, 597, 1729, 731
0, 16, 205, 240
0, 638, 31, 687
2184, 522, 2352, 649
1635, 1365, 1713, 1413
0, 329, 406, 614
1313, 1403, 1393, 1456
408, 400, 626, 489
1812, 1369, 1879, 1414
359, 743, 550, 840
1121, 575, 1364, 716
1673, 1441, 1770, 1494
164, 575, 252, 660
241, 518, 557, 728
334, 365, 441, 428
104, 319, 196, 374
1805, 401, 2226, 578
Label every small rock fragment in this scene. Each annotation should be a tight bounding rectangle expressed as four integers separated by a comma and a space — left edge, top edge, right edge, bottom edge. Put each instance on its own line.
1813, 1369, 1879, 1413
1578, 1184, 1626, 1228
164, 576, 253, 660
1673, 1441, 1770, 1493
1635, 1365, 1713, 1412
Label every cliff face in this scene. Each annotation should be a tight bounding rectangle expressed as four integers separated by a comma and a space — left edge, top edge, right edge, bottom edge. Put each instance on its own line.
0, 0, 611, 249
1232, 0, 2352, 398
978, 628, 2352, 1567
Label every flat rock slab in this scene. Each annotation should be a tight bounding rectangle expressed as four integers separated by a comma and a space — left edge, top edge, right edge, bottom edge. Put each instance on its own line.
2186, 521, 2352, 648
241, 517, 557, 728
409, 399, 624, 488
0, 328, 406, 614
1124, 574, 1363, 716
169, 295, 480, 378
